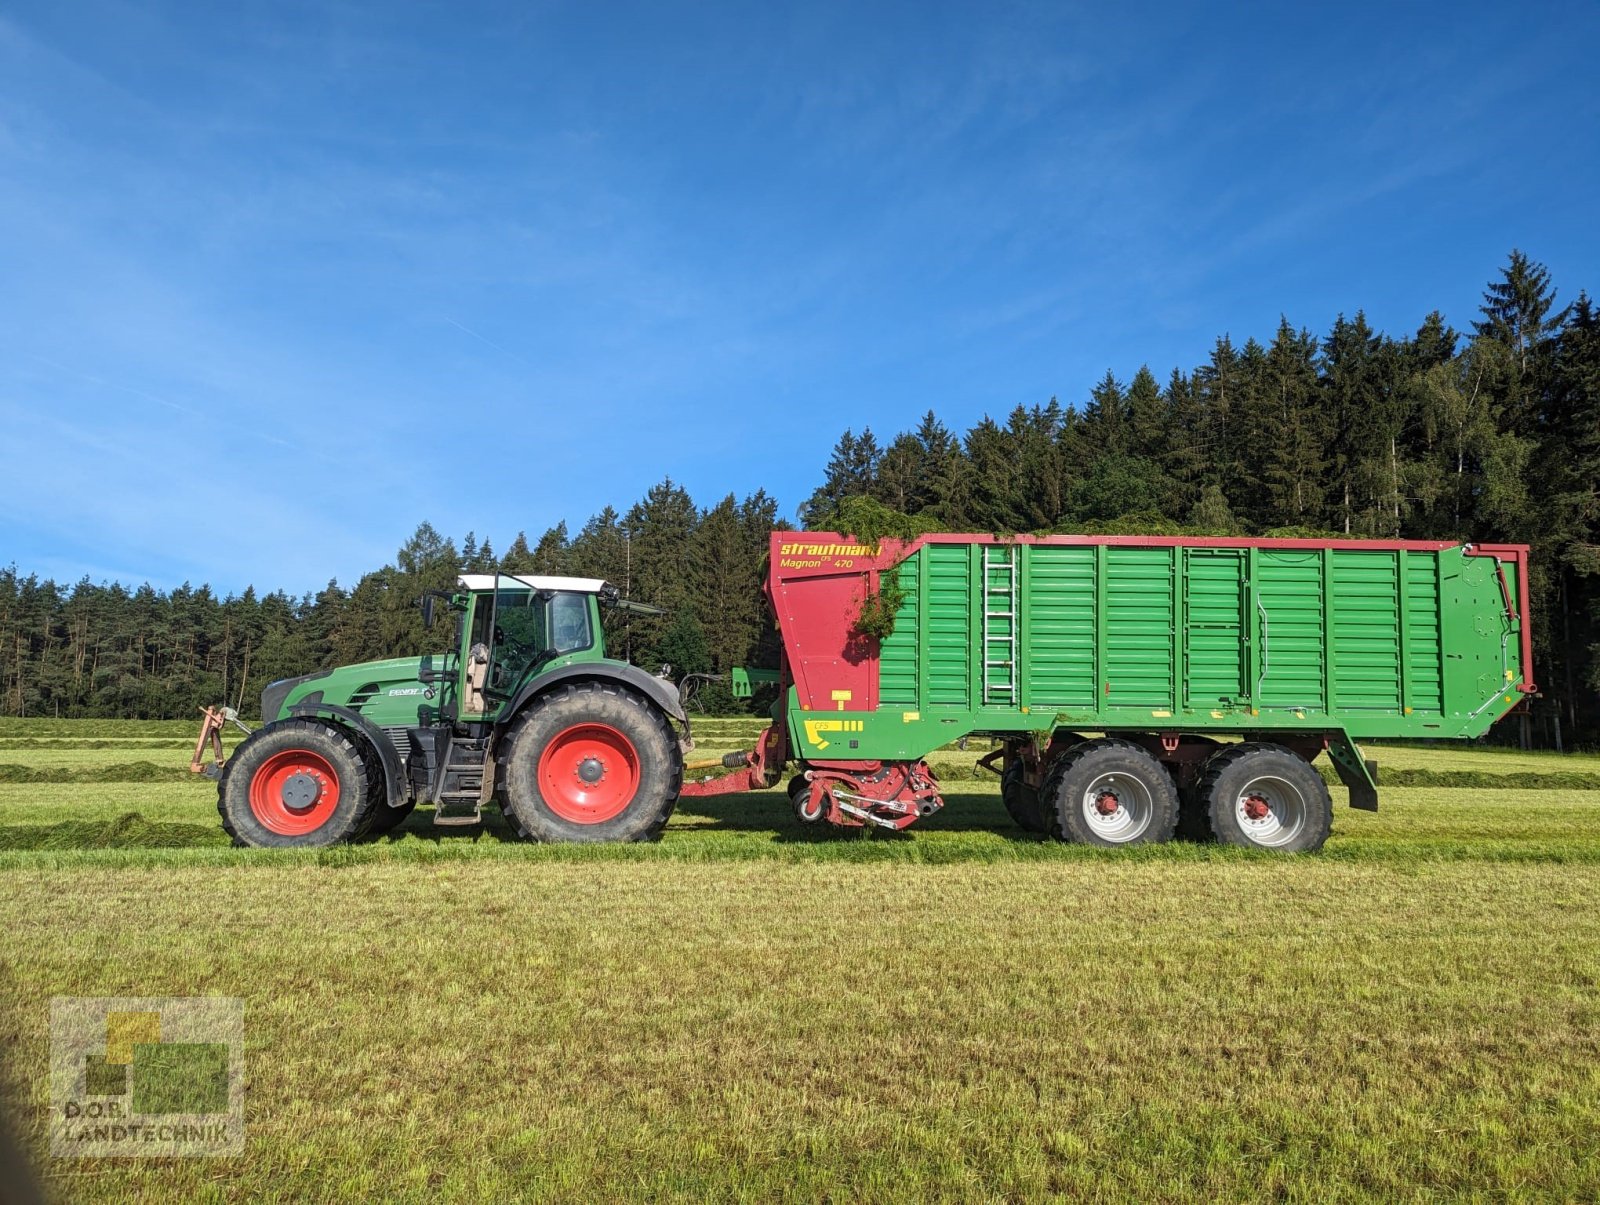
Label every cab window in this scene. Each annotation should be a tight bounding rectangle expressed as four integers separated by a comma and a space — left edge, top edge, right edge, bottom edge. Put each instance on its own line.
549, 592, 593, 653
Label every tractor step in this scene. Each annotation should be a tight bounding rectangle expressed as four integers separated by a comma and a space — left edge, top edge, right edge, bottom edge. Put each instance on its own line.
432, 796, 483, 826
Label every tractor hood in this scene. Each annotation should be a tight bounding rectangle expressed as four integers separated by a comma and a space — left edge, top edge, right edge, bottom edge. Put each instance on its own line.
260, 655, 445, 726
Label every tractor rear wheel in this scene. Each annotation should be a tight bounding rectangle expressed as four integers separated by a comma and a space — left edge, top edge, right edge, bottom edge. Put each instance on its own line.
501, 682, 681, 843
1198, 743, 1332, 852
219, 719, 377, 848
1000, 759, 1048, 834
1042, 738, 1179, 847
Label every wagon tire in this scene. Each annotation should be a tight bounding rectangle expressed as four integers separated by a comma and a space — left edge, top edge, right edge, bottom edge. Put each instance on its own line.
218, 719, 377, 848
1000, 759, 1049, 834
501, 682, 681, 843
1199, 743, 1332, 853
1043, 738, 1179, 847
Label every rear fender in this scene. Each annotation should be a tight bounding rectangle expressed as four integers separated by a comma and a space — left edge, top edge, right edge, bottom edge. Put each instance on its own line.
505, 663, 688, 730
285, 702, 409, 809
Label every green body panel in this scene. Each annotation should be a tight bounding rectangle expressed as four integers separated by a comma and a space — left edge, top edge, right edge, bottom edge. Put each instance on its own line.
791, 541, 1529, 763
269, 657, 437, 727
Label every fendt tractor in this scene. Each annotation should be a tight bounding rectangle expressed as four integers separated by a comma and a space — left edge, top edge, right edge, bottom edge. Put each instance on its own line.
194, 532, 1534, 854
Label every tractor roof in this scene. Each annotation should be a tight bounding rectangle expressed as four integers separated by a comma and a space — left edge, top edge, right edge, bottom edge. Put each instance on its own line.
457, 573, 608, 594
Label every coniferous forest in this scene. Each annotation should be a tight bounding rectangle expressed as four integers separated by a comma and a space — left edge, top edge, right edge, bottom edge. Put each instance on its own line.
3, 252, 1598, 741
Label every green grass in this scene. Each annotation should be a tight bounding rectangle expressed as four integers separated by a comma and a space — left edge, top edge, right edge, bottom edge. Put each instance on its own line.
2, 722, 1599, 1201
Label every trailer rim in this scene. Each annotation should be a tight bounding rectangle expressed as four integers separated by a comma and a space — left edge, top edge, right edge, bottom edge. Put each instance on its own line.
247, 748, 342, 836
1079, 770, 1155, 842
1231, 773, 1308, 848
537, 722, 641, 823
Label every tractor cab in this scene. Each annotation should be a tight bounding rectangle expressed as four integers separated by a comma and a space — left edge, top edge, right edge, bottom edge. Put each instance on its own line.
444, 574, 609, 722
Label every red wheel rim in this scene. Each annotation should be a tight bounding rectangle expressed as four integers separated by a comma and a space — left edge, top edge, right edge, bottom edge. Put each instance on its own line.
248, 749, 342, 836
537, 723, 640, 823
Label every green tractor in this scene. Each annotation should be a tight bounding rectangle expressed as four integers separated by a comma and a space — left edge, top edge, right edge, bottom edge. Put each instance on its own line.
192, 574, 729, 847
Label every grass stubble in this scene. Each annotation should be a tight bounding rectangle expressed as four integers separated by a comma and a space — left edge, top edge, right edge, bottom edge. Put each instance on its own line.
0, 722, 1596, 1201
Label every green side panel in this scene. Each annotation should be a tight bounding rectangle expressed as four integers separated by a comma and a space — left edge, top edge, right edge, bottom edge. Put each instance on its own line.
1256, 548, 1326, 710
1330, 550, 1401, 709
1183, 548, 1247, 707
1022, 545, 1097, 707
1105, 547, 1175, 709
927, 543, 971, 707
1405, 554, 1443, 713
878, 553, 920, 706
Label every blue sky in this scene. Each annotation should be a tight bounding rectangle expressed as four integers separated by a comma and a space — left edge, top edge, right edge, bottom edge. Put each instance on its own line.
2, 0, 1596, 596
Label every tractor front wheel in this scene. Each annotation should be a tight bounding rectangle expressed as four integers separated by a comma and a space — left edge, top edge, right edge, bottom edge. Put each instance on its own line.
501, 683, 681, 843
219, 720, 376, 848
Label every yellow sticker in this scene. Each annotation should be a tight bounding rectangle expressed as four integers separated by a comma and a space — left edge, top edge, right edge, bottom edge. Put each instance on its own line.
831, 689, 852, 701
106, 1011, 161, 1065
804, 718, 865, 750
902, 711, 920, 723
1151, 710, 1172, 718
1211, 710, 1225, 719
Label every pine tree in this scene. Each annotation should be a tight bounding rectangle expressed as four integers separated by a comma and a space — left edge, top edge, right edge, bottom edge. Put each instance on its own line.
801, 429, 881, 525
1475, 249, 1566, 438
531, 523, 570, 575
1160, 369, 1205, 518
500, 532, 535, 573
1259, 319, 1327, 527
1083, 371, 1128, 455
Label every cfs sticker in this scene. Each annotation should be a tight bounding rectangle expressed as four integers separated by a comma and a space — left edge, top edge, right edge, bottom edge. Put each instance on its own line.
803, 718, 865, 750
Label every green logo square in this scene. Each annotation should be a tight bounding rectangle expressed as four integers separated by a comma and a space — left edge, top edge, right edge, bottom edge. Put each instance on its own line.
131, 1042, 231, 1114
82, 1054, 128, 1097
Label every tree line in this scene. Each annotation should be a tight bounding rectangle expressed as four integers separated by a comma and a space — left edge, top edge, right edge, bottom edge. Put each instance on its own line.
2, 251, 1596, 738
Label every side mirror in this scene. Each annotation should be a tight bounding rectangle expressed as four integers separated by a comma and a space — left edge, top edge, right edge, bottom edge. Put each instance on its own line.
421, 595, 436, 630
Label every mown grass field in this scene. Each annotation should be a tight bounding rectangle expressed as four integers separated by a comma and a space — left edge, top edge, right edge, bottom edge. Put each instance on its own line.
1, 718, 1598, 1201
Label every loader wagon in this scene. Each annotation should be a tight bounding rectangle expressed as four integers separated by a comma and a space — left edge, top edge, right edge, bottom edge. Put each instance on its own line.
745, 532, 1534, 851
197, 533, 1532, 854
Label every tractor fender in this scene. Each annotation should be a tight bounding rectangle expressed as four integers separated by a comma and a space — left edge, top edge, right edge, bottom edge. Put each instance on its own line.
507, 662, 688, 728
285, 702, 410, 809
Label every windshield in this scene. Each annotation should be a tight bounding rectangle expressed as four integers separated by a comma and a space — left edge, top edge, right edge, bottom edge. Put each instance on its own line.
470, 589, 595, 700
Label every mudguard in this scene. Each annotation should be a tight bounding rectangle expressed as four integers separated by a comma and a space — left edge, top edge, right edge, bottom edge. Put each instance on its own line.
286, 702, 410, 809
507, 662, 688, 728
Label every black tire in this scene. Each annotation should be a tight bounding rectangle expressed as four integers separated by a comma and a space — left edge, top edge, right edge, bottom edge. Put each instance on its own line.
354, 738, 415, 836
366, 797, 416, 835
218, 719, 377, 848
1175, 785, 1214, 842
1042, 738, 1179, 847
1198, 743, 1332, 853
789, 774, 826, 824
501, 682, 681, 843
1175, 738, 1224, 842
1000, 760, 1048, 834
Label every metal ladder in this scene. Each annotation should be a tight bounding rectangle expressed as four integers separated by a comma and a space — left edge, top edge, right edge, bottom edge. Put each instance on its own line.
981, 545, 1017, 705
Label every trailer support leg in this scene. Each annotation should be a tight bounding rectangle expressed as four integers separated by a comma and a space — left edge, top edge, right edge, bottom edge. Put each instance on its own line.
1326, 732, 1379, 811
